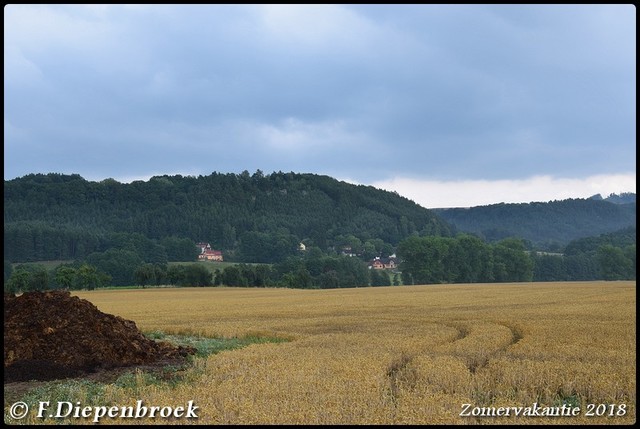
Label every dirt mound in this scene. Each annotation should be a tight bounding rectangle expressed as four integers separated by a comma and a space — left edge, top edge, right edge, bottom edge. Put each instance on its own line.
4, 291, 196, 383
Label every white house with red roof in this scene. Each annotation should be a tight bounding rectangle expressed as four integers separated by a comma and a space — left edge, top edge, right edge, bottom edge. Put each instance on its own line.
196, 242, 224, 261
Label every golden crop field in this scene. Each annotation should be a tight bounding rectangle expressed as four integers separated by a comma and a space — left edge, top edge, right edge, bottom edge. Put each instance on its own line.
20, 282, 640, 424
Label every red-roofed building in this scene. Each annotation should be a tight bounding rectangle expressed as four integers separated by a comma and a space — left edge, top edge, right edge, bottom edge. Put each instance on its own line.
368, 256, 398, 270
196, 242, 224, 261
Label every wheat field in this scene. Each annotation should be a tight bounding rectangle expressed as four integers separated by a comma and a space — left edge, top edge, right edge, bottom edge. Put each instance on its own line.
22, 282, 640, 424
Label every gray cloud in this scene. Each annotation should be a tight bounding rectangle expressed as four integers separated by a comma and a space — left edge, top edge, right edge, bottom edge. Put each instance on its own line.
4, 4, 635, 202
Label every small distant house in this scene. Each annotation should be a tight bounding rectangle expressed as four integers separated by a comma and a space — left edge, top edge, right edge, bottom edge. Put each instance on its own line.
368, 256, 398, 270
298, 242, 306, 252
369, 259, 385, 270
383, 257, 397, 270
196, 242, 224, 262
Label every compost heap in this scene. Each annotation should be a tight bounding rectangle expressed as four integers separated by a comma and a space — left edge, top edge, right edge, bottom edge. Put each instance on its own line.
4, 290, 196, 383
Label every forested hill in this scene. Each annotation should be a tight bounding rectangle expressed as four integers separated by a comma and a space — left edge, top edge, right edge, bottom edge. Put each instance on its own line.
4, 172, 452, 262
433, 197, 636, 250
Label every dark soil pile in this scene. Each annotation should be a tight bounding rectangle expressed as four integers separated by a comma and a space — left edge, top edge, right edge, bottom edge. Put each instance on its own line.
4, 290, 196, 383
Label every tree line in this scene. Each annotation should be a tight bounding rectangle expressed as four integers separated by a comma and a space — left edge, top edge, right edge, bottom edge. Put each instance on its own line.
397, 230, 635, 285
4, 253, 391, 293
531, 226, 636, 281
5, 227, 634, 293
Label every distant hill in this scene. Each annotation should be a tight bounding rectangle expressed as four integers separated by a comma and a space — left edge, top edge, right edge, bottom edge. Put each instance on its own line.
589, 192, 636, 204
4, 172, 636, 262
433, 195, 636, 249
4, 171, 452, 262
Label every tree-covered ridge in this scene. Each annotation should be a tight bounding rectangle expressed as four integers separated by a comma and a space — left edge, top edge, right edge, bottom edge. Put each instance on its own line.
590, 192, 636, 204
433, 197, 636, 249
4, 171, 452, 263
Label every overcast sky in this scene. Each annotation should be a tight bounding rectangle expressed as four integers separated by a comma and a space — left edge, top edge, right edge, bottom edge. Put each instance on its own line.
4, 4, 636, 208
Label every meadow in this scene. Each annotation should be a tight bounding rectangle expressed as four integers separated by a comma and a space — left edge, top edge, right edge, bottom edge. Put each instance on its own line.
6, 281, 636, 424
